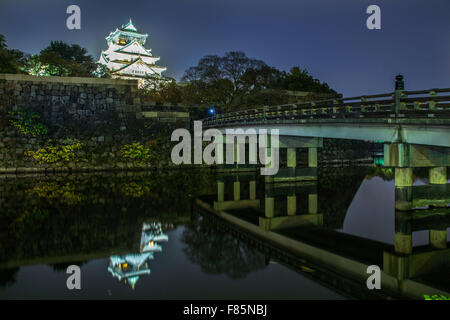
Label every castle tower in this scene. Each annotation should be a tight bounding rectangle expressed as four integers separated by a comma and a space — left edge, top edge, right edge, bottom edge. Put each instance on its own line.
98, 19, 168, 88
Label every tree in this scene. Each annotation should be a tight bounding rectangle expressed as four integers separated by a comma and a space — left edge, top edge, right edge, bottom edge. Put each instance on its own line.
0, 34, 27, 74
181, 52, 338, 112
139, 80, 184, 104
182, 51, 269, 111
237, 65, 287, 106
0, 34, 6, 50
275, 66, 337, 95
26, 41, 97, 77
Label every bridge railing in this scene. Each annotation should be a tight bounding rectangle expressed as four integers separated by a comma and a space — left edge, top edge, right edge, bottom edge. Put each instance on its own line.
202, 88, 450, 127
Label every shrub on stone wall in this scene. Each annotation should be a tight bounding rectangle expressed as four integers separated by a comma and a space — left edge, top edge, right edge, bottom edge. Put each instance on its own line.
24, 139, 85, 165
119, 142, 151, 165
9, 106, 48, 137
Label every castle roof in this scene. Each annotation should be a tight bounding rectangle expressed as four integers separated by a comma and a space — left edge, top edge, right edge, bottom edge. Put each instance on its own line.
112, 56, 166, 77
120, 19, 139, 33
115, 39, 152, 57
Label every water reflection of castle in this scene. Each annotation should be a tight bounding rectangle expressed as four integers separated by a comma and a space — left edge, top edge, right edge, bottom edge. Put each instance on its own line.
108, 222, 169, 289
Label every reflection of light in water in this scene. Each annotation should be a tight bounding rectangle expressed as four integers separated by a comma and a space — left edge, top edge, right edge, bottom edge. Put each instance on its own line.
108, 222, 169, 289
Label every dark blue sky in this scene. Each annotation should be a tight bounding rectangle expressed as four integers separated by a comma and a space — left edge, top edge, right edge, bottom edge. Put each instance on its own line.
0, 0, 449, 96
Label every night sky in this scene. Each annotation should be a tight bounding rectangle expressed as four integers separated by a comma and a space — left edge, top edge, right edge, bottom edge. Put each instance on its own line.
0, 0, 449, 96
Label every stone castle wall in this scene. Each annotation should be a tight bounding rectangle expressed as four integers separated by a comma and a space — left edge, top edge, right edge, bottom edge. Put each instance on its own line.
0, 74, 179, 172
0, 73, 141, 133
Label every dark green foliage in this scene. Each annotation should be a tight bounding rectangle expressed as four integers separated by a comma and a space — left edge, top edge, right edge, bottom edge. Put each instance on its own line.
424, 294, 449, 300
26, 41, 98, 77
180, 51, 337, 112
0, 34, 28, 74
274, 66, 337, 94
9, 106, 49, 137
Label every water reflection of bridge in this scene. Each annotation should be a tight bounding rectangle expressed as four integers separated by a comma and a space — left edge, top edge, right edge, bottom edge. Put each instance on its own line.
195, 167, 450, 299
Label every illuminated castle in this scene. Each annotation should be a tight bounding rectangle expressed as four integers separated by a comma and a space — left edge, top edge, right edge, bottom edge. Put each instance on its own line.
98, 19, 168, 88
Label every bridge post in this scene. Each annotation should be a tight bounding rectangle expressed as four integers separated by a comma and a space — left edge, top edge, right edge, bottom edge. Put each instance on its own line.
385, 143, 449, 210
395, 168, 413, 187
394, 74, 405, 116
395, 168, 413, 211
308, 194, 318, 214
287, 184, 296, 215
429, 167, 447, 184
249, 180, 256, 200
308, 147, 318, 168
395, 211, 413, 254
233, 181, 240, 201
384, 143, 414, 210
265, 196, 275, 218
287, 148, 296, 168
429, 229, 447, 249
264, 183, 275, 218
217, 181, 225, 202
287, 195, 296, 215
234, 141, 241, 164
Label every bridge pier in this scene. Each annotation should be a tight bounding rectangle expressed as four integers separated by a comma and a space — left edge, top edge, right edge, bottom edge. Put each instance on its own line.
395, 211, 413, 254
287, 196, 296, 216
287, 148, 296, 168
395, 168, 413, 187
385, 208, 450, 281
394, 233, 413, 255
395, 186, 413, 211
265, 196, 275, 218
233, 181, 240, 200
249, 180, 256, 200
394, 167, 414, 211
394, 208, 450, 253
308, 147, 318, 168
309, 194, 318, 214
217, 181, 225, 202
430, 167, 447, 184
385, 143, 449, 211
429, 229, 447, 249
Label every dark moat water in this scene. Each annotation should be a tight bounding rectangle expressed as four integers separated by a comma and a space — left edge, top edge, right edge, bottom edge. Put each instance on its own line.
0, 167, 448, 299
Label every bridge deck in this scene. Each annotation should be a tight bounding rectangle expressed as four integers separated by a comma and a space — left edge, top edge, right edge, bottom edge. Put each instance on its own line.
202, 88, 450, 147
